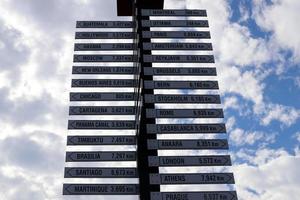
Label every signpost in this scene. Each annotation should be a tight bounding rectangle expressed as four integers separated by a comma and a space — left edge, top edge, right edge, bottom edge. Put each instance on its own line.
146, 124, 226, 134
70, 92, 137, 101
68, 120, 136, 129
148, 155, 232, 167
142, 31, 211, 38
144, 80, 219, 89
75, 32, 134, 39
67, 136, 136, 145
75, 43, 135, 51
63, 184, 139, 195
143, 67, 216, 76
66, 151, 136, 162
144, 94, 221, 103
69, 106, 136, 115
74, 55, 137, 62
147, 139, 228, 150
143, 43, 212, 50
146, 109, 224, 118
72, 66, 137, 74
149, 173, 235, 184
143, 55, 214, 63
151, 191, 238, 200
76, 21, 135, 28
64, 167, 138, 178
142, 20, 209, 27
72, 79, 137, 87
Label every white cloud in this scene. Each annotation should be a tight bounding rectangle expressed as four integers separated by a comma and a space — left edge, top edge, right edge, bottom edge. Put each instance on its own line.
230, 128, 276, 147
293, 132, 300, 143
233, 148, 300, 200
255, 103, 300, 127
253, 0, 300, 62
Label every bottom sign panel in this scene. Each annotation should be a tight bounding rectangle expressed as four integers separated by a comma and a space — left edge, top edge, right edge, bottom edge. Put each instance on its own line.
66, 151, 136, 162
148, 156, 231, 167
150, 173, 235, 184
151, 191, 238, 200
64, 167, 137, 178
63, 184, 139, 195
147, 139, 228, 150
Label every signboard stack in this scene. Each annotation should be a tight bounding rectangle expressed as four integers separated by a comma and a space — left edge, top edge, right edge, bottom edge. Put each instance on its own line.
63, 20, 140, 196
62, 6, 238, 200
137, 9, 238, 200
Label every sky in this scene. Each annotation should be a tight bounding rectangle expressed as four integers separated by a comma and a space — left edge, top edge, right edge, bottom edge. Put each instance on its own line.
0, 0, 299, 199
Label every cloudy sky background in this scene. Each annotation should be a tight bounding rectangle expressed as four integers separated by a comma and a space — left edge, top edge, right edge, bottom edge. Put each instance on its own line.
0, 0, 299, 199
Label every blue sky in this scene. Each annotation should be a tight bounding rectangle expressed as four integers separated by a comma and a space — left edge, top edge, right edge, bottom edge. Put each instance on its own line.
0, 0, 299, 200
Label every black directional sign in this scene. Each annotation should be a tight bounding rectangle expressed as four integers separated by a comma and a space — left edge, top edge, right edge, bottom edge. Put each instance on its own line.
68, 120, 136, 130
149, 173, 235, 184
150, 191, 238, 200
147, 139, 228, 150
72, 79, 137, 87
143, 55, 214, 63
144, 94, 220, 104
76, 21, 135, 28
69, 106, 136, 115
142, 20, 208, 27
141, 9, 207, 16
147, 124, 226, 134
66, 151, 136, 162
72, 66, 137, 74
143, 43, 212, 50
144, 81, 218, 89
70, 92, 137, 101
146, 109, 224, 118
75, 32, 134, 39
144, 67, 216, 76
64, 167, 137, 178
148, 155, 232, 167
74, 55, 137, 62
74, 43, 135, 51
142, 31, 211, 39
67, 136, 136, 145
63, 184, 139, 195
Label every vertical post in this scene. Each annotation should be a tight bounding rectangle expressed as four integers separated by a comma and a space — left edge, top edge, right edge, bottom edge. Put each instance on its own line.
136, 3, 160, 200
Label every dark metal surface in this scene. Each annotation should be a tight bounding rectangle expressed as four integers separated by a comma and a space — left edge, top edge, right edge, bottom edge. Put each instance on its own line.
67, 136, 136, 145
64, 167, 138, 178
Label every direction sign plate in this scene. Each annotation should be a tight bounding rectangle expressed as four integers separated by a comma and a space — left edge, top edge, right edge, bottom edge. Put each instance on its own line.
151, 191, 238, 200
147, 124, 226, 134
64, 167, 137, 178
70, 92, 137, 101
66, 151, 136, 162
76, 21, 135, 28
143, 55, 214, 63
142, 20, 208, 27
149, 173, 235, 184
144, 94, 220, 104
74, 55, 137, 62
143, 43, 212, 50
72, 79, 137, 87
74, 43, 135, 51
67, 136, 136, 145
69, 106, 136, 115
144, 67, 216, 76
141, 9, 207, 16
75, 32, 134, 39
142, 31, 210, 39
72, 66, 137, 74
148, 155, 232, 166
144, 81, 218, 89
63, 184, 139, 195
147, 139, 228, 150
146, 109, 224, 118
68, 120, 136, 129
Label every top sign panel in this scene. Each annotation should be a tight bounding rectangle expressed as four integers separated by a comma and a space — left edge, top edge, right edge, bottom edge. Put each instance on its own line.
142, 20, 209, 27
141, 9, 207, 16
76, 21, 135, 28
